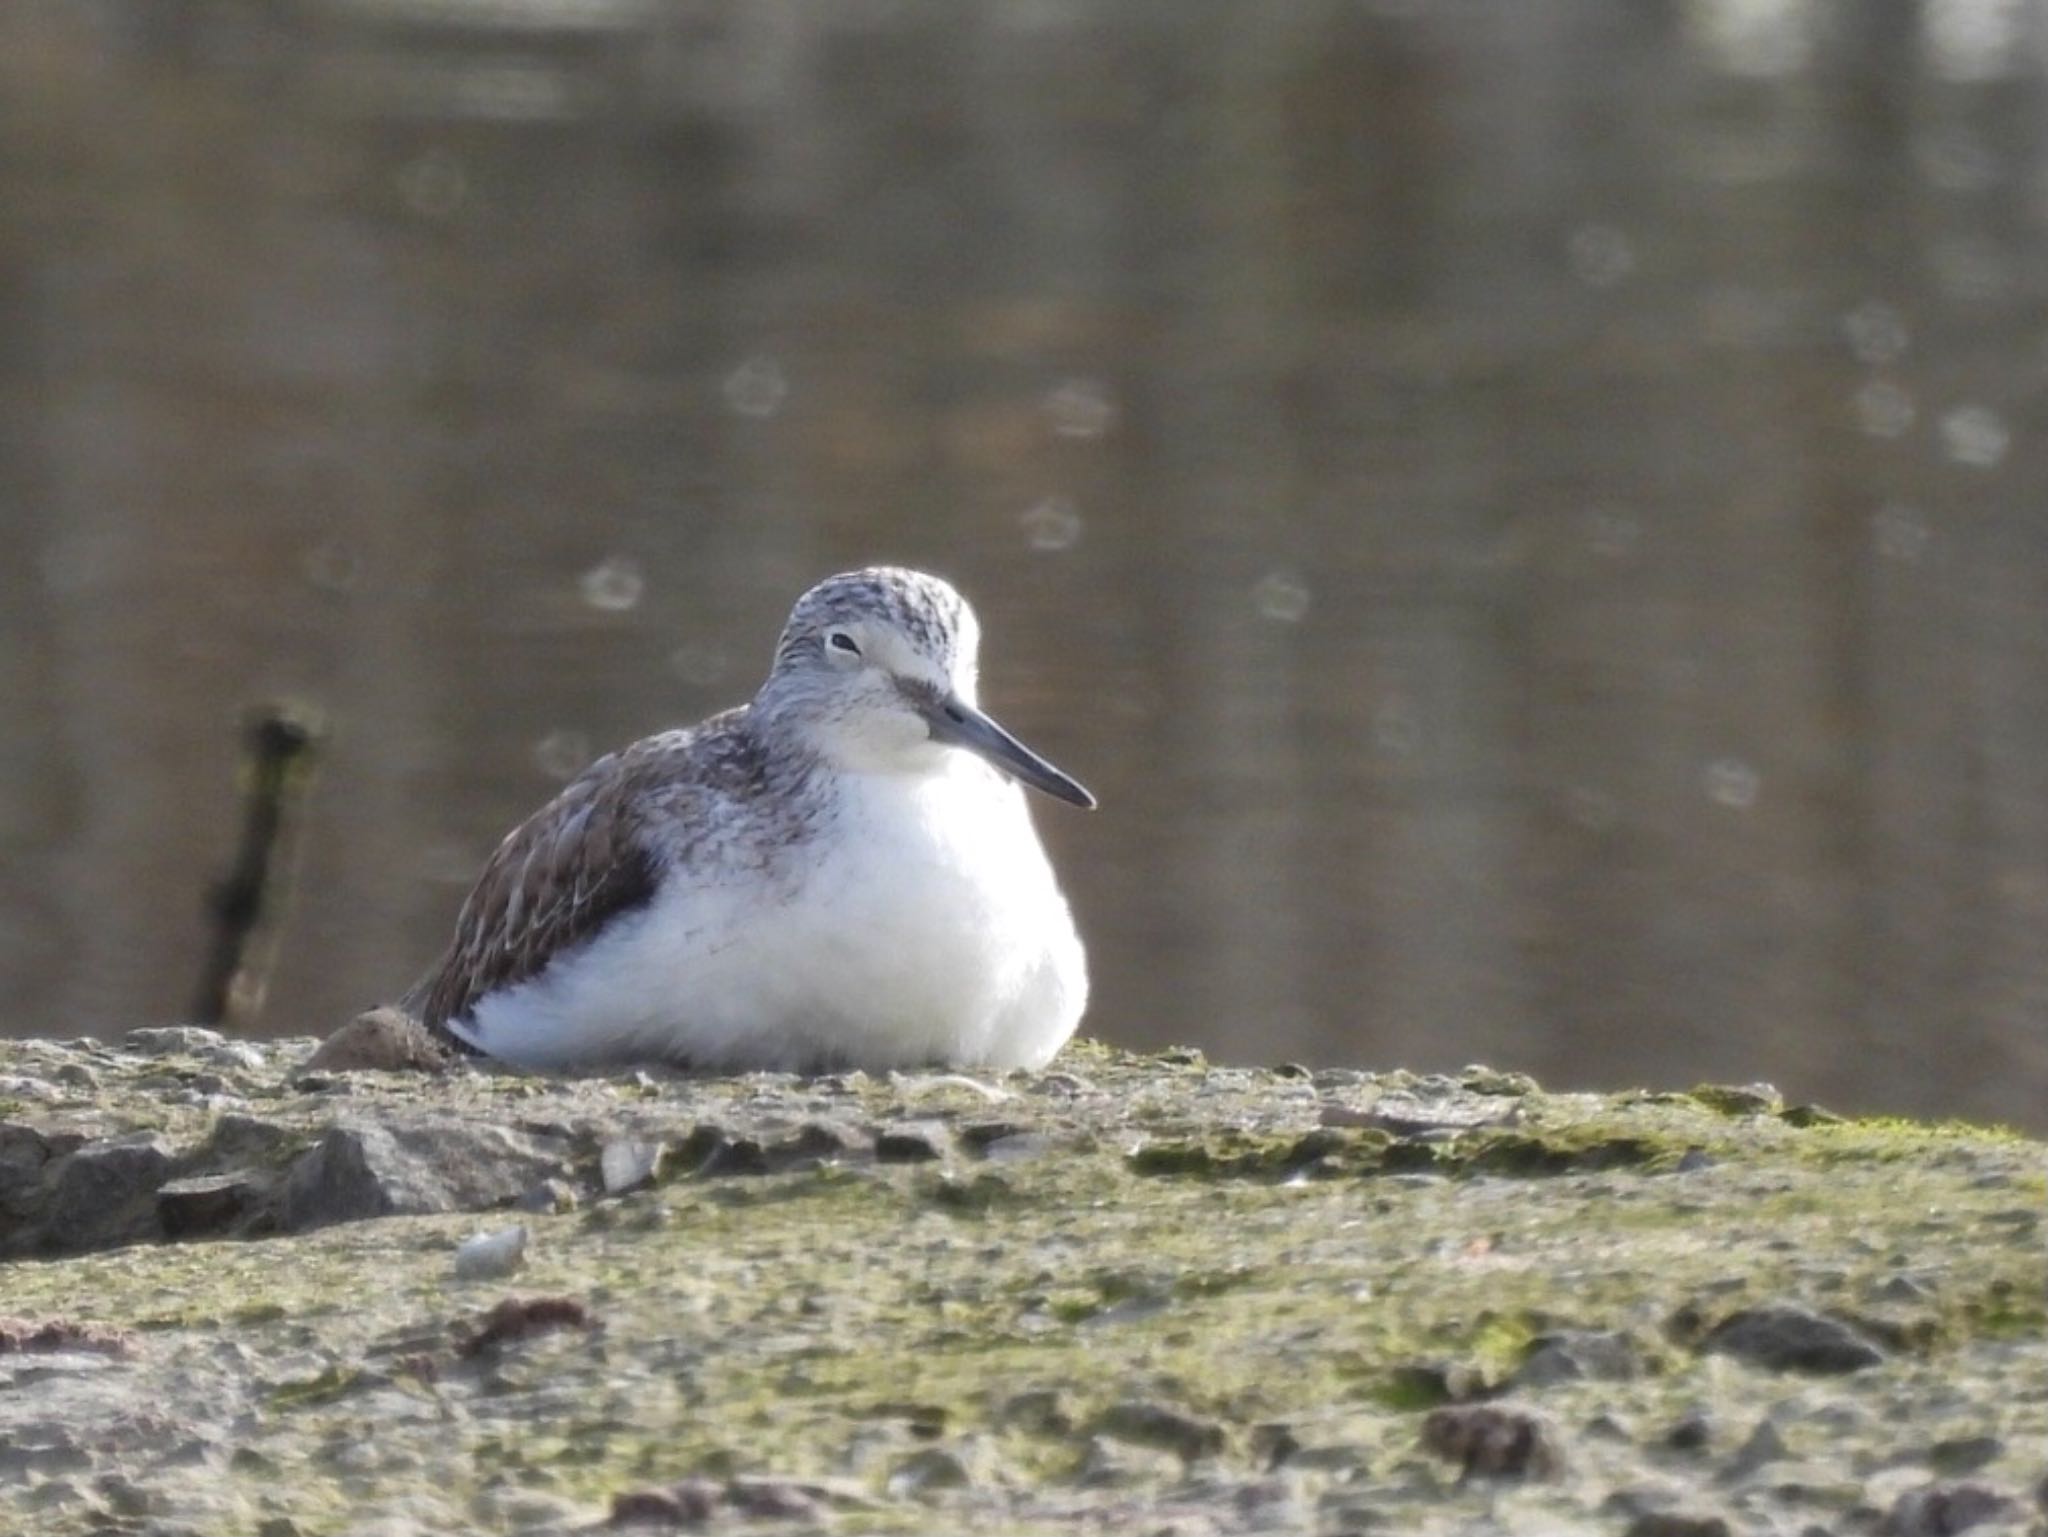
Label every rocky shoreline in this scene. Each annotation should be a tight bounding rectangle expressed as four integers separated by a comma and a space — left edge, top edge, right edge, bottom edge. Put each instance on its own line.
0, 1030, 2043, 1536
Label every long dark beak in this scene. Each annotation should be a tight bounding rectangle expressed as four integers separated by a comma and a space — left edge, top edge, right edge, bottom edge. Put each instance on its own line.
921, 692, 1097, 809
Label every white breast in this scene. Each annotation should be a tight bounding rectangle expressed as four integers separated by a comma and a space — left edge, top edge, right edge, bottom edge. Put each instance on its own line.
461, 759, 1087, 1071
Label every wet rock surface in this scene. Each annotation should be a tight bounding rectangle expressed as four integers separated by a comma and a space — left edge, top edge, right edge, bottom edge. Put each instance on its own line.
0, 1034, 2043, 1535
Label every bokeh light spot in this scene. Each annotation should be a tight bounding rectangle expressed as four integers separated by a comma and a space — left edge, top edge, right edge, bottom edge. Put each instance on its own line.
1940, 404, 2009, 468
1853, 379, 1916, 439
533, 729, 592, 782
1044, 378, 1117, 439
1703, 757, 1761, 810
1020, 497, 1084, 552
1842, 301, 1909, 366
1568, 224, 1636, 287
1253, 571, 1311, 623
723, 355, 788, 418
579, 556, 645, 612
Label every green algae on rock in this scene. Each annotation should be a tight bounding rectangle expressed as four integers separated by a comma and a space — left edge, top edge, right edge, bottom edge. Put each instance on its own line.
0, 1034, 2042, 1535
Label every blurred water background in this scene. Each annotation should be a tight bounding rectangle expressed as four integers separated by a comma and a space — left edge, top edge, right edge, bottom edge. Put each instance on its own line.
5, 0, 2048, 1127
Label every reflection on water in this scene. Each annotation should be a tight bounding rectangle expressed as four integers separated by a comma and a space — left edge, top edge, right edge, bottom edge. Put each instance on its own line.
5, 0, 2048, 1128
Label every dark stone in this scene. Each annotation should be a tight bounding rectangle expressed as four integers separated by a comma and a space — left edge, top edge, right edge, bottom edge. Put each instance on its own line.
724, 1476, 827, 1520
1602, 1484, 1684, 1519
1250, 1423, 1302, 1470
1780, 1104, 1844, 1127
675, 1123, 769, 1177
1720, 1420, 1788, 1483
1514, 1329, 1641, 1387
608, 1478, 719, 1526
1458, 1067, 1539, 1095
205, 1116, 301, 1169
157, 1172, 269, 1239
888, 1447, 973, 1495
875, 1123, 949, 1163
1625, 1517, 1732, 1537
96, 1472, 158, 1518
1092, 1401, 1228, 1460
1073, 1442, 1155, 1491
1420, 1403, 1565, 1480
457, 1296, 596, 1357
995, 1388, 1072, 1437
1880, 1482, 2018, 1537
0, 1435, 93, 1481
280, 1119, 572, 1231
1701, 1306, 1884, 1373
0, 1318, 137, 1356
1689, 1083, 1781, 1116
958, 1120, 1026, 1152
517, 1178, 579, 1215
0, 1123, 52, 1221
38, 1135, 177, 1253
1926, 1436, 2002, 1477
767, 1120, 869, 1168
1663, 1412, 1714, 1453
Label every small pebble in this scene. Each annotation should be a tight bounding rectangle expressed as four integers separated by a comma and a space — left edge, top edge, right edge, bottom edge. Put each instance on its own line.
601, 1139, 663, 1195
1880, 1482, 2017, 1537
1870, 1274, 1935, 1304
454, 1226, 528, 1282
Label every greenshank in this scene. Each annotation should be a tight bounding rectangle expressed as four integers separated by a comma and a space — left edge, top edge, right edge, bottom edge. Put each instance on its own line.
402, 567, 1095, 1072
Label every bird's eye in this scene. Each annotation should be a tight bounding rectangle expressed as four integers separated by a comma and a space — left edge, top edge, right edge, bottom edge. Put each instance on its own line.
827, 631, 861, 657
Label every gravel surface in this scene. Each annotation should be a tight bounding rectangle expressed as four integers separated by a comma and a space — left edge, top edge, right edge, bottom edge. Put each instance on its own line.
0, 1031, 2042, 1536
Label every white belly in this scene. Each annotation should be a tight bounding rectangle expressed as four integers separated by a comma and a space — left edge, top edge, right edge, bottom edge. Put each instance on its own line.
462, 762, 1087, 1071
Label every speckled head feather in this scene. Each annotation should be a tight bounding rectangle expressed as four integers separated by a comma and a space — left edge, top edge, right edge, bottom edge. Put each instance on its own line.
770, 567, 972, 677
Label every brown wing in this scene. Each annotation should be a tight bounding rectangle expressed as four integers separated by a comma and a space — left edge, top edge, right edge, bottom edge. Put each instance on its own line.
404, 747, 662, 1037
